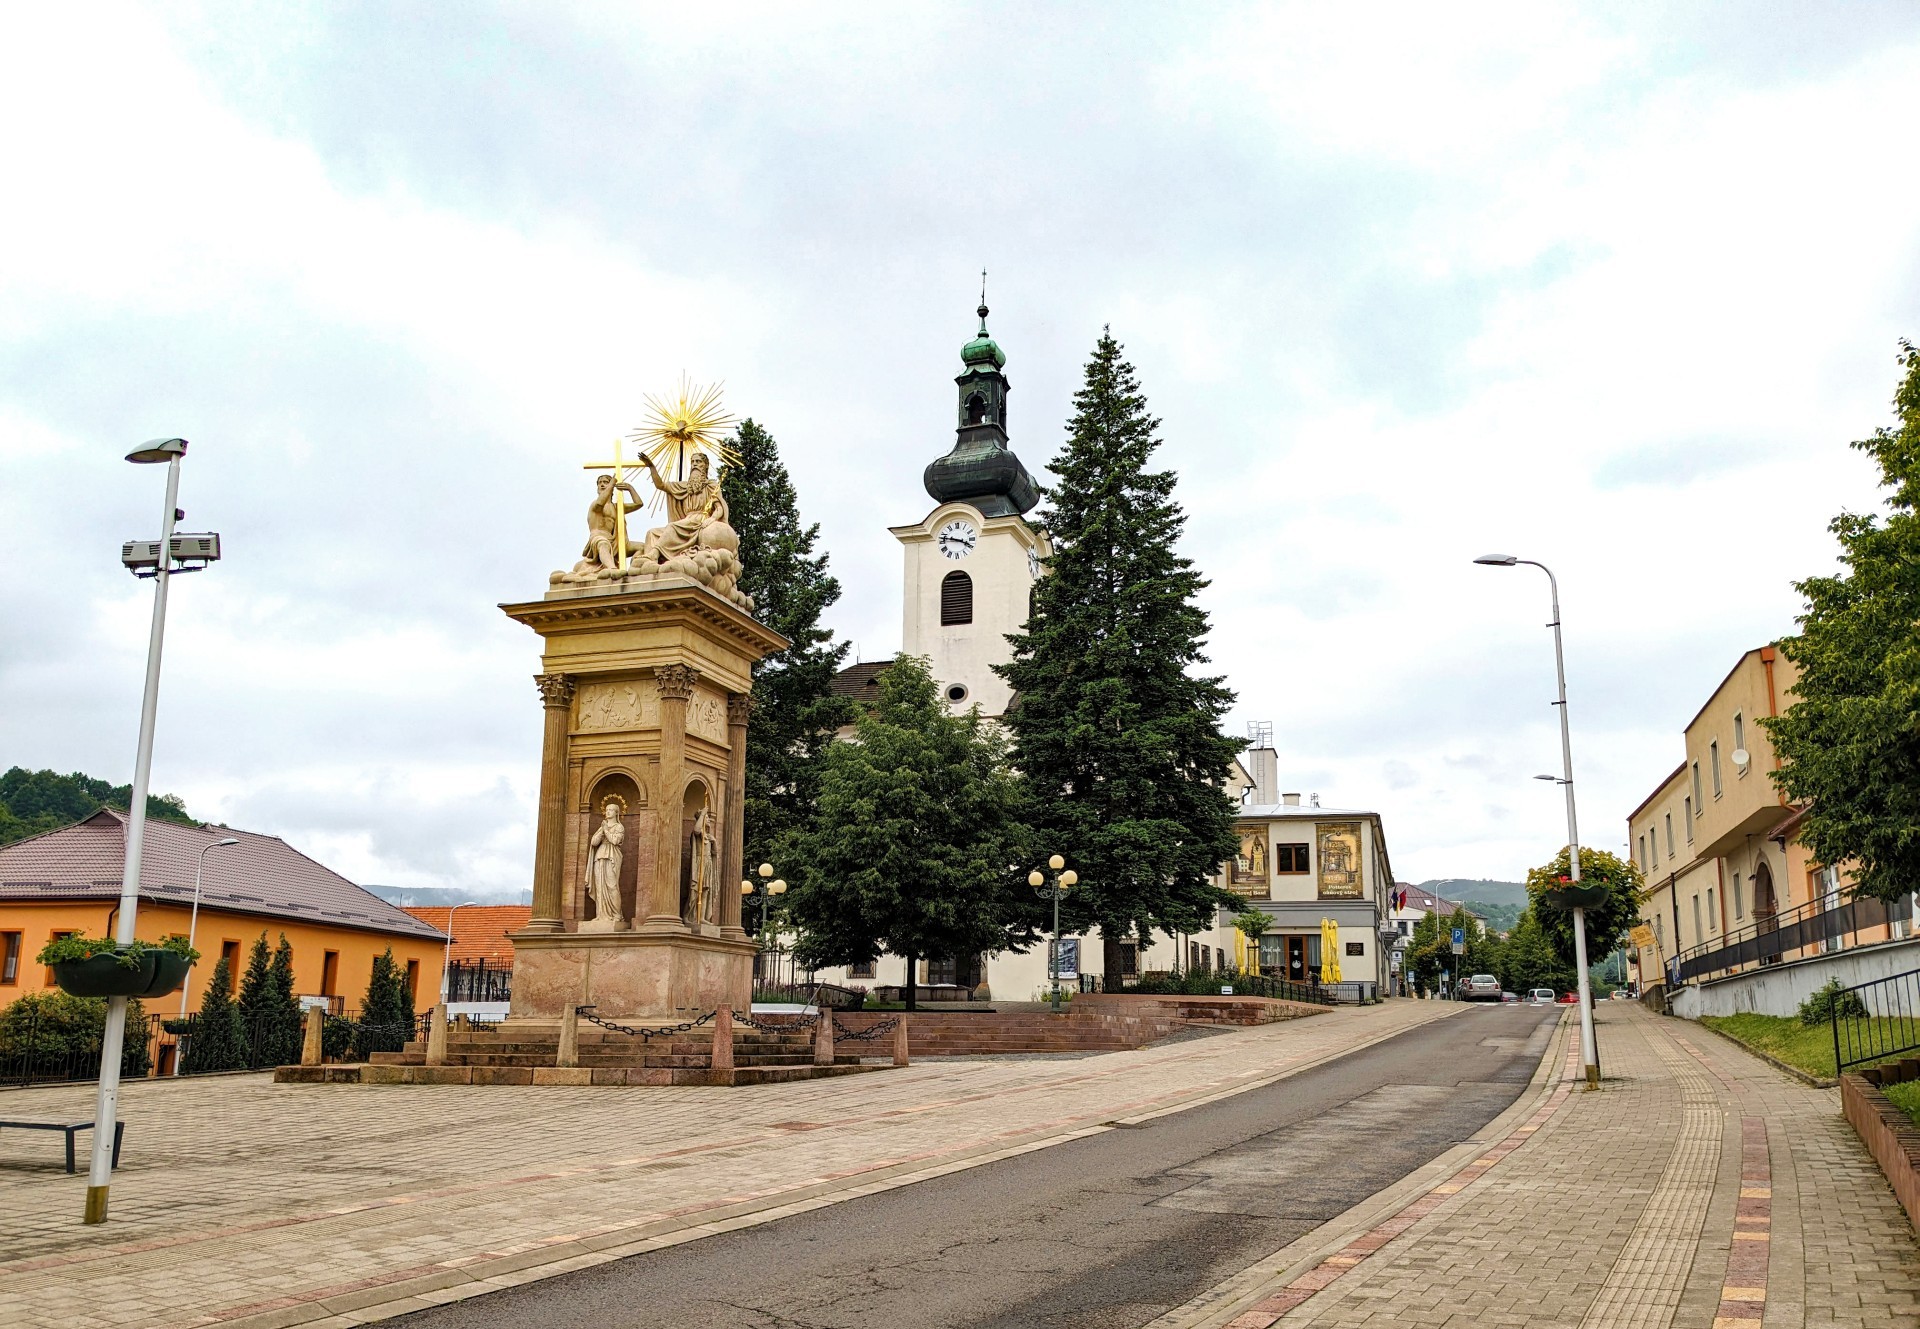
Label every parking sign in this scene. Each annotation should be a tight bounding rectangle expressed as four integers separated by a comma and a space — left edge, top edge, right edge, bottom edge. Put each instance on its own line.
1451, 926, 1466, 955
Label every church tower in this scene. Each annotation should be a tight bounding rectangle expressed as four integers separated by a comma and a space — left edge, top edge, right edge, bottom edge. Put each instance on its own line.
888, 297, 1047, 718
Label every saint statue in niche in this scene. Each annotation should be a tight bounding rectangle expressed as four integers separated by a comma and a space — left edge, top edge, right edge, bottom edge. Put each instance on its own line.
582, 799, 627, 931
689, 806, 719, 927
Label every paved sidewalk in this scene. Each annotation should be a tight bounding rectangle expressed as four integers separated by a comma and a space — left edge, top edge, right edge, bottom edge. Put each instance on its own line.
0, 999, 1457, 1329
1151, 1002, 1920, 1329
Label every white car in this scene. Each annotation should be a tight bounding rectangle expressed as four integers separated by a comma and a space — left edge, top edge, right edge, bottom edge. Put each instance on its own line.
1527, 988, 1557, 1004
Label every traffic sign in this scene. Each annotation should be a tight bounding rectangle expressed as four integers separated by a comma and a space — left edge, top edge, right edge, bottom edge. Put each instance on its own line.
1451, 926, 1466, 955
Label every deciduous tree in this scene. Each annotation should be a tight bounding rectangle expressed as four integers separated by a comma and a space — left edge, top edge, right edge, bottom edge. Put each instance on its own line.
1765, 343, 1920, 902
784, 655, 1031, 1009
1524, 847, 1642, 973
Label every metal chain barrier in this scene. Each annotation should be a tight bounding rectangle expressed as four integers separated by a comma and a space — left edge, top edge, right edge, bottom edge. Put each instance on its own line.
733, 1009, 815, 1032
574, 1005, 716, 1040
832, 1015, 900, 1042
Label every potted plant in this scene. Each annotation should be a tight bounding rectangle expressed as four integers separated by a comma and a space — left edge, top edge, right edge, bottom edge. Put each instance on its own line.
1540, 874, 1610, 912
38, 935, 199, 999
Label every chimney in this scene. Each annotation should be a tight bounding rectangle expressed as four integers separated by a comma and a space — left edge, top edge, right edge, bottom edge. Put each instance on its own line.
1282, 792, 1301, 807
1247, 745, 1278, 807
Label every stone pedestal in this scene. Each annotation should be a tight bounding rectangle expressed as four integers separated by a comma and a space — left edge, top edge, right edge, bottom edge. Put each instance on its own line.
500, 576, 787, 1022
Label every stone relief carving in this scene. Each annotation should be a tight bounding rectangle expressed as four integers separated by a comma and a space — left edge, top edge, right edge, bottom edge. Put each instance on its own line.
574, 679, 654, 732
687, 688, 727, 745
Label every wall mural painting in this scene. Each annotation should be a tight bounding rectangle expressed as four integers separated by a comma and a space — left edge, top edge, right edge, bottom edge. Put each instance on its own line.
1230, 825, 1269, 897
1317, 821, 1364, 899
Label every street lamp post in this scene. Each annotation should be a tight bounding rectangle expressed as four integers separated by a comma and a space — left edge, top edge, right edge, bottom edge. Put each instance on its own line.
1476, 553, 1600, 1089
86, 438, 221, 1224
741, 862, 787, 982
439, 901, 479, 1004
173, 836, 240, 1075
1028, 855, 1078, 1013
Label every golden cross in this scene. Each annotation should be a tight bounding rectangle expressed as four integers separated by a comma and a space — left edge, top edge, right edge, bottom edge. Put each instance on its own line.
582, 437, 643, 571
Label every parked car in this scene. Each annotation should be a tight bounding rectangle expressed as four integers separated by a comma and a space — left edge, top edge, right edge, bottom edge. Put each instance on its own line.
1609, 989, 1630, 1000
1461, 973, 1502, 1002
1500, 991, 1519, 1003
1527, 988, 1556, 1004
1557, 991, 1579, 1004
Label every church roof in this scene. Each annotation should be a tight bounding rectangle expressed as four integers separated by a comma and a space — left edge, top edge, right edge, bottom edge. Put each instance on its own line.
830, 660, 892, 700
0, 809, 446, 942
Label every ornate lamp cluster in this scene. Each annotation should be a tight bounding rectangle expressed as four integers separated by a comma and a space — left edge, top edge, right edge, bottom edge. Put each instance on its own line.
1029, 854, 1078, 1013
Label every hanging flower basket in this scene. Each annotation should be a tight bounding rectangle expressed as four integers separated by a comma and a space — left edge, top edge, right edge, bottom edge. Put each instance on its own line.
40, 937, 197, 999
1541, 876, 1610, 912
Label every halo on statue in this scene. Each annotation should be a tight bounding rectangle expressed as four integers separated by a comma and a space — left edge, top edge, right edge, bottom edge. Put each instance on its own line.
628, 375, 739, 508
597, 793, 629, 818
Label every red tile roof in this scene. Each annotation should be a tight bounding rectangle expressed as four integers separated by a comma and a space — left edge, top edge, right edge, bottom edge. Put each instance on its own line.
401, 905, 529, 964
0, 809, 445, 942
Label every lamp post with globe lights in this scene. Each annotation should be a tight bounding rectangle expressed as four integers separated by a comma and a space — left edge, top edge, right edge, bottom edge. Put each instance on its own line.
741, 863, 787, 981
1029, 855, 1078, 1013
1475, 553, 1599, 1089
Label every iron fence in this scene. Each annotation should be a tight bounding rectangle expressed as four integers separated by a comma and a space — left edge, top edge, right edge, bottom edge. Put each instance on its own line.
1675, 892, 1915, 985
445, 959, 512, 1004
1832, 966, 1920, 1074
752, 981, 868, 1009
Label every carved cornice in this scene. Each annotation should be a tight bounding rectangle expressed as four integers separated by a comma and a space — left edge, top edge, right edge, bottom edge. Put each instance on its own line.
533, 673, 576, 709
726, 692, 756, 727
499, 582, 791, 656
655, 663, 700, 701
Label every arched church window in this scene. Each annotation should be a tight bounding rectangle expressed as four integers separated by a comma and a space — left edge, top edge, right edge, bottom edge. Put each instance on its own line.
941, 570, 973, 625
965, 393, 987, 426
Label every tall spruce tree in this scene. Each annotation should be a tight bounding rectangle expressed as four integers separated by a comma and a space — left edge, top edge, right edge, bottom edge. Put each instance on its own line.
259, 934, 302, 1068
235, 931, 273, 1067
783, 655, 1032, 1009
182, 957, 247, 1073
1765, 343, 1920, 902
359, 948, 414, 1056
721, 419, 855, 883
997, 329, 1243, 984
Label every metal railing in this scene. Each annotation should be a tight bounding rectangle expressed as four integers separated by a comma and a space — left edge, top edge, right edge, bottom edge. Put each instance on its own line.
445, 959, 512, 1003
1674, 892, 1914, 984
752, 981, 868, 1010
1832, 966, 1920, 1074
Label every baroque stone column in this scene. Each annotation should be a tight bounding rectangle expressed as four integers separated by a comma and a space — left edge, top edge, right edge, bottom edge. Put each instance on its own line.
721, 692, 753, 937
644, 663, 699, 928
527, 673, 576, 933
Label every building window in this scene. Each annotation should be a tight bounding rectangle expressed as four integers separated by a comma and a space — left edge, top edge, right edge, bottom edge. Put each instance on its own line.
1396, 920, 1410, 936
1691, 894, 1702, 944
1273, 843, 1310, 873
1732, 872, 1744, 920
1118, 942, 1139, 977
1636, 835, 1646, 871
1733, 713, 1745, 765
940, 570, 973, 625
1684, 798, 1693, 841
945, 683, 969, 703
1691, 762, 1703, 809
221, 940, 242, 993
1710, 741, 1722, 797
1664, 813, 1674, 859
1, 931, 20, 984
849, 960, 876, 980
1706, 887, 1716, 933
320, 950, 340, 997
404, 959, 420, 1003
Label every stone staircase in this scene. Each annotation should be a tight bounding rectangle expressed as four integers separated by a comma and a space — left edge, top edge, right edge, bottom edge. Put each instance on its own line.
273, 1022, 886, 1087
815, 1009, 1184, 1056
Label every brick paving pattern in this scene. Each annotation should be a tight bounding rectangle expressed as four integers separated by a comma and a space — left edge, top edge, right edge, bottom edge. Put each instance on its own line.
0, 1000, 1454, 1329
1156, 1003, 1920, 1329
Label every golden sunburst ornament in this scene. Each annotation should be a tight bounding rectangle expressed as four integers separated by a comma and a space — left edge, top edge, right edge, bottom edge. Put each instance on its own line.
628, 376, 739, 484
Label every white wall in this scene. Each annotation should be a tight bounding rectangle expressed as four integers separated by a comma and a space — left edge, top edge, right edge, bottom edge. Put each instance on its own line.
895, 501, 1044, 718
1668, 938, 1920, 1019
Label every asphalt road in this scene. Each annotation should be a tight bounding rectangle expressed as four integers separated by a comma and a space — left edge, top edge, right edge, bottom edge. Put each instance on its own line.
399, 1005, 1559, 1329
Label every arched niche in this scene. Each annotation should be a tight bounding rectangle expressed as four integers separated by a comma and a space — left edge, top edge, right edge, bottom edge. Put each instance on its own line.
679, 778, 718, 927
584, 771, 643, 930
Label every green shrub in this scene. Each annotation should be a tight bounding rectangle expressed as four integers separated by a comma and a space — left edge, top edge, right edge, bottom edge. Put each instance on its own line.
1798, 978, 1868, 1026
0, 991, 151, 1075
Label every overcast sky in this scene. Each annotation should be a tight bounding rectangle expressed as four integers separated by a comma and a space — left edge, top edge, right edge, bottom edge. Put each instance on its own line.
4, 3, 1918, 899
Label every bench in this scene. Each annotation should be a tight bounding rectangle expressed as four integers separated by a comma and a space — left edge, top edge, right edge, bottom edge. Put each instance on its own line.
0, 1119, 125, 1174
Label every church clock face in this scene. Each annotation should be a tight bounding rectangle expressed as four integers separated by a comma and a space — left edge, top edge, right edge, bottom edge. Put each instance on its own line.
936, 518, 978, 559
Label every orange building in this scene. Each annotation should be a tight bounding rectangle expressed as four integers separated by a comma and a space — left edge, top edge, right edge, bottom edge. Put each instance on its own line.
0, 810, 448, 1019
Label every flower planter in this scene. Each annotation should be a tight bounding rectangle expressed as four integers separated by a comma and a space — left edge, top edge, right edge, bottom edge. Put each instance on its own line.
53, 950, 193, 999
1542, 882, 1610, 911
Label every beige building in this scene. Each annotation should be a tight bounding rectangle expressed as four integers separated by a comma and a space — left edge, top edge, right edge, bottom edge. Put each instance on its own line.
1628, 645, 1910, 999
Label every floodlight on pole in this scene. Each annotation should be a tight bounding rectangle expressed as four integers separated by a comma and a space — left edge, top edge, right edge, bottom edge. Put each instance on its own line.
87, 436, 218, 1224
1474, 553, 1600, 1090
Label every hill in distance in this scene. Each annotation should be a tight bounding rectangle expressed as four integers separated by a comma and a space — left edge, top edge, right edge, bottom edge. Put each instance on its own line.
1418, 879, 1527, 908
365, 884, 534, 908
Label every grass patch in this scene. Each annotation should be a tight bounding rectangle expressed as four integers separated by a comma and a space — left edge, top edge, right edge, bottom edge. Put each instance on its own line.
1700, 1012, 1920, 1079
1885, 1080, 1920, 1131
